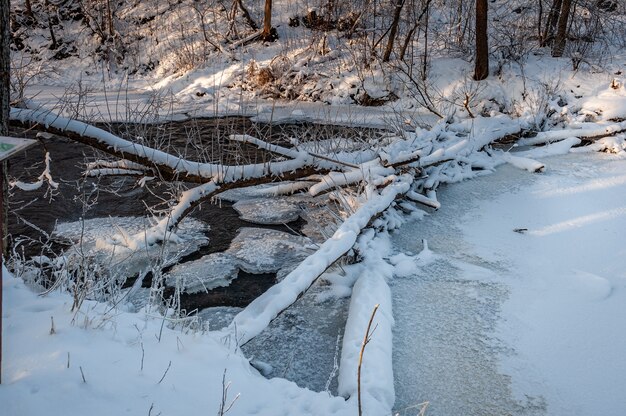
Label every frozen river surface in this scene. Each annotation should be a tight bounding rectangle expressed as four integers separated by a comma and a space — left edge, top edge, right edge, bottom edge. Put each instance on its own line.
391, 152, 626, 416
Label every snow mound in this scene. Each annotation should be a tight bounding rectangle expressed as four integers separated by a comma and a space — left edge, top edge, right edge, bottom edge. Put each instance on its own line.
566, 270, 613, 302
580, 79, 626, 121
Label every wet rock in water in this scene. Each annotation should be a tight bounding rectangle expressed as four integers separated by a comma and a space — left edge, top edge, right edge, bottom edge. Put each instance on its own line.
227, 228, 314, 275
233, 197, 305, 225
165, 252, 239, 293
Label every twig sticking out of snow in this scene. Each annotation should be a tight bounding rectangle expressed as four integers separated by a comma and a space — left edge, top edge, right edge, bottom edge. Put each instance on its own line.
357, 304, 379, 416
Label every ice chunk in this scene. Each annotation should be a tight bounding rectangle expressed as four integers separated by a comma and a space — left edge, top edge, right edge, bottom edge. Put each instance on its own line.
53, 216, 209, 282
233, 197, 304, 224
227, 228, 313, 274
165, 252, 239, 293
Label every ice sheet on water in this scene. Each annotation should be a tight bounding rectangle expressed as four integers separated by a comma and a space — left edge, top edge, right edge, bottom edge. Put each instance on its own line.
226, 227, 314, 274
54, 216, 208, 244
218, 183, 288, 202
197, 306, 242, 331
53, 216, 209, 281
242, 283, 349, 394
233, 197, 305, 224
165, 252, 239, 293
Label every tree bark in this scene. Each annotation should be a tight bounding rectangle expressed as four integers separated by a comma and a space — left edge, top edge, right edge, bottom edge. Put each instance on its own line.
551, 0, 572, 57
0, 0, 8, 385
473, 0, 488, 81
1, 0, 8, 137
44, 0, 58, 50
260, 0, 274, 41
382, 0, 405, 62
542, 0, 562, 47
24, 0, 33, 18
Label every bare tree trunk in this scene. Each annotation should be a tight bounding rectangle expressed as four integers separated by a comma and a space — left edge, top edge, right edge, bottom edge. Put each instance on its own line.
0, 0, 10, 386
44, 0, 58, 50
1, 0, 8, 138
260, 0, 274, 41
542, 0, 562, 46
106, 0, 114, 38
552, 0, 572, 57
537, 0, 543, 43
399, 0, 433, 62
421, 0, 430, 81
24, 0, 33, 18
473, 0, 488, 81
235, 0, 258, 30
382, 0, 405, 62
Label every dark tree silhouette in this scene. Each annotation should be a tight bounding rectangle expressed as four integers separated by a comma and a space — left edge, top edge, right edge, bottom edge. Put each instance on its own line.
473, 0, 489, 80
552, 0, 572, 57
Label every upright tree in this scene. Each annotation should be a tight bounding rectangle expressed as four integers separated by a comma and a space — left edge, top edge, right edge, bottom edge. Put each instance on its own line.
1, 0, 9, 136
260, 0, 274, 41
0, 0, 9, 386
383, 0, 406, 62
541, 0, 563, 46
473, 0, 488, 80
552, 0, 572, 57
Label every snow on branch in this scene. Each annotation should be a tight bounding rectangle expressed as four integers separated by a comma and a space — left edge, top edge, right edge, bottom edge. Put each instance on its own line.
85, 159, 149, 172
518, 120, 626, 146
85, 168, 149, 177
229, 134, 362, 169
10, 108, 320, 184
11, 152, 59, 192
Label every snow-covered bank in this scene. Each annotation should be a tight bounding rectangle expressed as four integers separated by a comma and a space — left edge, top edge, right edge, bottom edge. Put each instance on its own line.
392, 151, 626, 415
464, 152, 626, 416
0, 267, 354, 416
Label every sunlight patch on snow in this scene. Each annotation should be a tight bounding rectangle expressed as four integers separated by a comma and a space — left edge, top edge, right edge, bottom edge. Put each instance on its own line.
528, 206, 626, 236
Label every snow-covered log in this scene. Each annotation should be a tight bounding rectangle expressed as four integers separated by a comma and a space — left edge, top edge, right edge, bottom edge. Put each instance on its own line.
10, 108, 322, 184
518, 120, 626, 146
222, 175, 413, 346
338, 231, 395, 416
406, 190, 441, 209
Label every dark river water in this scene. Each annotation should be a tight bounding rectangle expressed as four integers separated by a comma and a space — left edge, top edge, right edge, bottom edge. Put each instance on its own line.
7, 117, 385, 310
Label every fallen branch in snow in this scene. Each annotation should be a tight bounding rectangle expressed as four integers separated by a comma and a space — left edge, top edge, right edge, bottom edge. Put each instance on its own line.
10, 108, 321, 184
406, 190, 441, 209
85, 168, 149, 178
229, 134, 361, 169
10, 152, 59, 192
518, 120, 626, 146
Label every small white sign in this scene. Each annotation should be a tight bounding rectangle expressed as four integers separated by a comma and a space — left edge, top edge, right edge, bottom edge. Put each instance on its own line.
0, 136, 38, 161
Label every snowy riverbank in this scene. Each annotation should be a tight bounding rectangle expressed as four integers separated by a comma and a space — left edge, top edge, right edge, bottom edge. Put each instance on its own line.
392, 151, 626, 416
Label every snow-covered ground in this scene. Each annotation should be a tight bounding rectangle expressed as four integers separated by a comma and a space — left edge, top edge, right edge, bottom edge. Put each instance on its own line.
0, 267, 355, 416
392, 151, 626, 416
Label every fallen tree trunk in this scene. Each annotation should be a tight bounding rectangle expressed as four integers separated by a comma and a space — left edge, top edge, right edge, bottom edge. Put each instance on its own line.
221, 175, 413, 346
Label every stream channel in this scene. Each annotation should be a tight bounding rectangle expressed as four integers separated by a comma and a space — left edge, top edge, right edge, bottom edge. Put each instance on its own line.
8, 116, 386, 395
10, 116, 578, 413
